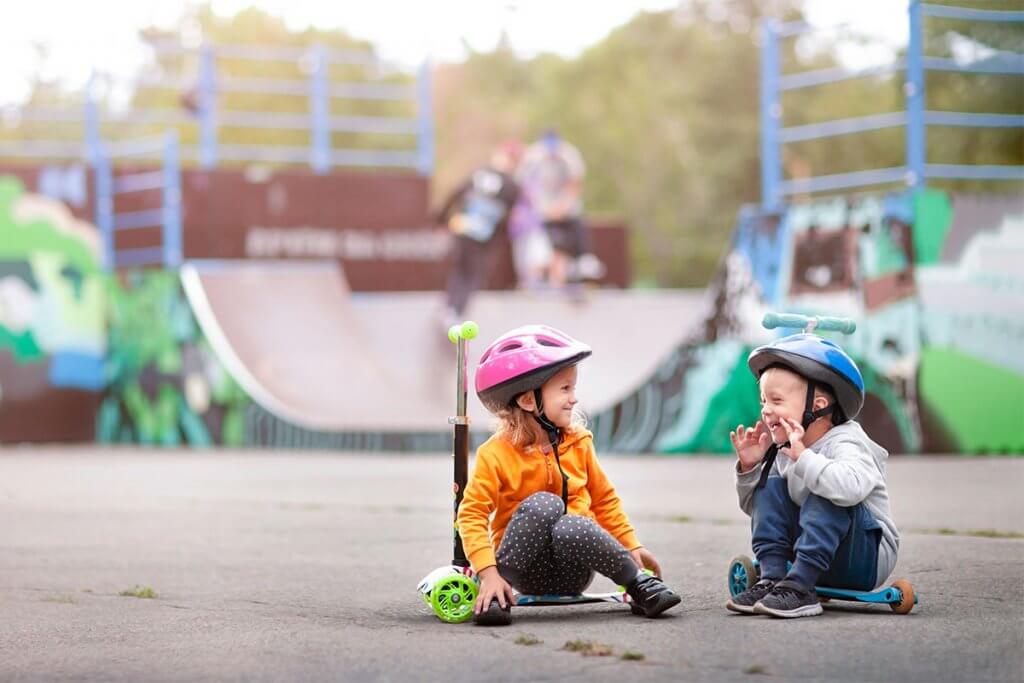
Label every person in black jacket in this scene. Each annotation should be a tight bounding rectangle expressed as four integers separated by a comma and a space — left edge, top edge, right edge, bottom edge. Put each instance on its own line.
436, 141, 522, 326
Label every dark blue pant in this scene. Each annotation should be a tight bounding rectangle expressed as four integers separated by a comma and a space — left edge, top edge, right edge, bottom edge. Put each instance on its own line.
751, 476, 881, 590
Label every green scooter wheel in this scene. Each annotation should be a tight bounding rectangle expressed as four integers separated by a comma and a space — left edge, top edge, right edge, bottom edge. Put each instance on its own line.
430, 574, 478, 624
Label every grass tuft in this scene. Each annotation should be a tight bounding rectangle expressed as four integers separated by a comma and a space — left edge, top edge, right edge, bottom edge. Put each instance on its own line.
515, 634, 542, 646
927, 527, 1023, 539
561, 639, 614, 657
119, 586, 158, 599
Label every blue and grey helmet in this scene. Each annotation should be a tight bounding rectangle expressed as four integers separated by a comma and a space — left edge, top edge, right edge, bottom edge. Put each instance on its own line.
747, 333, 865, 422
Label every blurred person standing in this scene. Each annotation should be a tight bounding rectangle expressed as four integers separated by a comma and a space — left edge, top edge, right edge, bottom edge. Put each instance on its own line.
435, 141, 522, 328
507, 175, 553, 290
518, 130, 604, 290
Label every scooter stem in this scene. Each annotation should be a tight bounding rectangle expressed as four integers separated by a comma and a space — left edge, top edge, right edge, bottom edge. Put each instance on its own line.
451, 331, 470, 567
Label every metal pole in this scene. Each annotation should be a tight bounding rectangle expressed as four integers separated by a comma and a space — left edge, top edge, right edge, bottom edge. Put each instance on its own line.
415, 60, 435, 176
452, 333, 469, 567
198, 45, 218, 169
760, 20, 782, 210
906, 0, 926, 188
84, 72, 101, 165
162, 130, 183, 268
93, 146, 114, 270
309, 45, 330, 174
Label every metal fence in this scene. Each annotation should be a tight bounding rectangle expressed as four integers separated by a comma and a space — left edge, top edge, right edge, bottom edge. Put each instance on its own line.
760, 1, 1024, 209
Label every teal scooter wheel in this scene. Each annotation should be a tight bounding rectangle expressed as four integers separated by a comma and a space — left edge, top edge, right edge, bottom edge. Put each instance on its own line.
430, 574, 478, 624
728, 555, 757, 598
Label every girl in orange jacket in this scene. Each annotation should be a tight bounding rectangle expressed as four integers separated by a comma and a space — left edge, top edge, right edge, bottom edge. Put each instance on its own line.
458, 324, 681, 625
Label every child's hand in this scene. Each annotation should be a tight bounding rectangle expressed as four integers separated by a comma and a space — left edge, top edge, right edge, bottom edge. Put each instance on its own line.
730, 421, 771, 473
474, 566, 514, 615
630, 547, 663, 578
779, 418, 806, 461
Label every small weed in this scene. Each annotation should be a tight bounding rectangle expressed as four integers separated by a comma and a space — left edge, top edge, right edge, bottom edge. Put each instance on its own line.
924, 527, 1023, 539
744, 664, 767, 675
44, 594, 76, 604
620, 651, 645, 661
670, 515, 692, 523
515, 634, 542, 646
81, 589, 93, 594
561, 640, 614, 657
119, 586, 158, 599
964, 529, 1024, 539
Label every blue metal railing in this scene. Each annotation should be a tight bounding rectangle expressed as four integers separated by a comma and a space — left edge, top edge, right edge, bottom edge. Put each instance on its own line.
135, 41, 432, 175
91, 130, 182, 270
3, 41, 432, 177
761, 1, 1024, 208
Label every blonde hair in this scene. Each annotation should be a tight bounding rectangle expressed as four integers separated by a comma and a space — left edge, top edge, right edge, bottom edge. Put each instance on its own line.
494, 400, 588, 450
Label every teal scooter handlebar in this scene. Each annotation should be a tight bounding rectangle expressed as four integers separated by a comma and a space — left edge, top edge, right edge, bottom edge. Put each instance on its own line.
762, 313, 856, 335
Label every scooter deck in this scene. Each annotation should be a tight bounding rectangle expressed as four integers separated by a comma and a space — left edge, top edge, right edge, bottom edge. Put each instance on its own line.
815, 584, 918, 605
514, 591, 629, 607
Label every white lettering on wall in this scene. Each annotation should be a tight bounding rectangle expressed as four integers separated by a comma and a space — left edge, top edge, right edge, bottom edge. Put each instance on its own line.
245, 227, 450, 262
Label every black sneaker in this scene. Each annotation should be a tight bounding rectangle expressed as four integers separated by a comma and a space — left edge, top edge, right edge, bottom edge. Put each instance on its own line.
753, 579, 822, 618
726, 578, 775, 614
473, 598, 512, 626
626, 573, 682, 618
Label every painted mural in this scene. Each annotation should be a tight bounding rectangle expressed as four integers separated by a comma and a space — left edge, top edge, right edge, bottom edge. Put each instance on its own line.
98, 269, 249, 447
590, 189, 1024, 455
0, 177, 107, 441
0, 177, 247, 446
0, 173, 1020, 454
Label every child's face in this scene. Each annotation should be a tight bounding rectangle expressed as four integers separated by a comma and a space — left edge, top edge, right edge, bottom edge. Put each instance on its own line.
758, 367, 809, 444
540, 364, 579, 428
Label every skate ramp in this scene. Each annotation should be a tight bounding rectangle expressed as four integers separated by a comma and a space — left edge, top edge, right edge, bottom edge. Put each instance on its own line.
181, 260, 445, 431
349, 288, 706, 430
182, 260, 706, 434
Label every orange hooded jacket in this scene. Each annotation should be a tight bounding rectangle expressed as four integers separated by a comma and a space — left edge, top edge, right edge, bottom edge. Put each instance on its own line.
456, 426, 641, 572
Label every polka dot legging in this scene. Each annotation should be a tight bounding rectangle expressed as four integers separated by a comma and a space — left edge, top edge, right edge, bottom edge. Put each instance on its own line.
496, 491, 639, 595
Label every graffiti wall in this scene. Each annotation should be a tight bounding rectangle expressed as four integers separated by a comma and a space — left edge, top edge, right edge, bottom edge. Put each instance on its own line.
0, 177, 247, 446
1, 172, 1021, 454
98, 269, 250, 447
0, 177, 105, 441
590, 189, 1024, 455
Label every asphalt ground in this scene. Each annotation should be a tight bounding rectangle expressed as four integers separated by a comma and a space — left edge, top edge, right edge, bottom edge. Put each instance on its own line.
1, 447, 1021, 682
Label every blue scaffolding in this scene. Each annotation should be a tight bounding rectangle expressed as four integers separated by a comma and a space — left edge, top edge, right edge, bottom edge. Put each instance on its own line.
760, 1, 1024, 210
1, 41, 433, 270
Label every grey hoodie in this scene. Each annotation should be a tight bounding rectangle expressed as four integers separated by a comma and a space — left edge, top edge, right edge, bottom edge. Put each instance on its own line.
735, 421, 899, 588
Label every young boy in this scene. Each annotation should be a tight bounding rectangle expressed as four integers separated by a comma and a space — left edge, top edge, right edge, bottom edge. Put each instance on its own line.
727, 334, 900, 618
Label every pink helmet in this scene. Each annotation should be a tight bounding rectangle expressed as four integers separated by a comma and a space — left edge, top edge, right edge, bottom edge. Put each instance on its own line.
475, 324, 592, 413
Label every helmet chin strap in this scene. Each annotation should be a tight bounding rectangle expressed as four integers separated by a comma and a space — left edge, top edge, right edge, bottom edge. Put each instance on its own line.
530, 388, 569, 508
801, 381, 835, 431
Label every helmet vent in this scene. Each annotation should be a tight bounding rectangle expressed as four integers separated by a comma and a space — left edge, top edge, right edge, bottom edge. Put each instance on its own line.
498, 342, 523, 353
537, 338, 562, 347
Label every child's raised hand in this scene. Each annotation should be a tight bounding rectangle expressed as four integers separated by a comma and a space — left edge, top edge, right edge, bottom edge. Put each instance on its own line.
630, 547, 663, 578
474, 566, 514, 615
779, 418, 806, 461
730, 421, 771, 473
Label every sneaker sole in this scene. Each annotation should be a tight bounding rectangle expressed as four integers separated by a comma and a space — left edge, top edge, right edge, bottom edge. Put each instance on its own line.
638, 592, 682, 618
473, 605, 513, 626
752, 601, 823, 618
725, 600, 758, 615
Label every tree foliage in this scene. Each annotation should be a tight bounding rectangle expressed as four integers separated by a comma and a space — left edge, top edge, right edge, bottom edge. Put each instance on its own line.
1, 1, 1020, 287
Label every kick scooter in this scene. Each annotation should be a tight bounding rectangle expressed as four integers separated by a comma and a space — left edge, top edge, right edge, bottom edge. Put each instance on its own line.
417, 321, 640, 623
726, 313, 918, 615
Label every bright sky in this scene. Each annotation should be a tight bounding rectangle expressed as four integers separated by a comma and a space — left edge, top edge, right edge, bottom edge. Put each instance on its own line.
0, 0, 906, 107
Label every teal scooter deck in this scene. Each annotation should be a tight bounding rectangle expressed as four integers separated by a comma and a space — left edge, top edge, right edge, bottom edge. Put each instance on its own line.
728, 554, 918, 614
